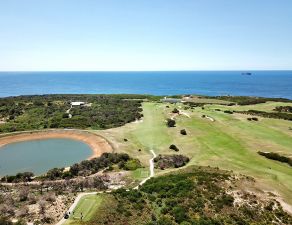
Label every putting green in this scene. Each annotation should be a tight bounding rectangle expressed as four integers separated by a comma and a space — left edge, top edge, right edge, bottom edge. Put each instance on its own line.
64, 194, 103, 224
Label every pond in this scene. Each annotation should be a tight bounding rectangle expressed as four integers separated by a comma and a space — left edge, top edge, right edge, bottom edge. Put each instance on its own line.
0, 138, 93, 176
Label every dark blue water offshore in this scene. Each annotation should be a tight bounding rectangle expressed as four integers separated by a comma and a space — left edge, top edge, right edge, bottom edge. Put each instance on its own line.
0, 71, 291, 99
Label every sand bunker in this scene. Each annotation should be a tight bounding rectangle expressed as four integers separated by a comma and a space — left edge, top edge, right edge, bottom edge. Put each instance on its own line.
0, 129, 113, 159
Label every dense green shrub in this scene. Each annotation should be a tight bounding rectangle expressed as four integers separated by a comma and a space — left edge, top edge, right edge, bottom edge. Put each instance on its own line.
258, 151, 292, 166
172, 108, 179, 113
166, 119, 176, 127
154, 154, 189, 169
180, 129, 187, 135
237, 110, 292, 121
274, 106, 292, 113
224, 110, 233, 114
1, 172, 34, 183
169, 144, 179, 152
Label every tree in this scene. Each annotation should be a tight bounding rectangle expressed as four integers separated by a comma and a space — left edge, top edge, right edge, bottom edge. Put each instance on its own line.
169, 144, 179, 152
180, 129, 187, 135
166, 119, 176, 127
172, 108, 179, 113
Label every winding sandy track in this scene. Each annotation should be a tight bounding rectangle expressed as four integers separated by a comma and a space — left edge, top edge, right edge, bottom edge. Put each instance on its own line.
134, 149, 156, 188
0, 129, 113, 160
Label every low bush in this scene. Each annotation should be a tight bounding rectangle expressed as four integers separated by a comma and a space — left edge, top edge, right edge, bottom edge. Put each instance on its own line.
166, 119, 176, 127
247, 117, 258, 121
224, 110, 233, 114
274, 106, 292, 113
180, 129, 187, 135
238, 110, 292, 121
169, 144, 179, 152
172, 108, 179, 113
258, 151, 292, 166
154, 154, 190, 169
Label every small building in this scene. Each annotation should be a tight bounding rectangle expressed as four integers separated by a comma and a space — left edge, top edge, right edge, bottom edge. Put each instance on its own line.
71, 101, 85, 106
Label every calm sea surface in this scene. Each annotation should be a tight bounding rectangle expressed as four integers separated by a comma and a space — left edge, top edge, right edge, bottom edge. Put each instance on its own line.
0, 138, 92, 176
0, 71, 291, 99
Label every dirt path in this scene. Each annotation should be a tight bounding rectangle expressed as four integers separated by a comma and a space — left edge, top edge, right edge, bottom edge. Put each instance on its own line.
134, 149, 156, 188
66, 105, 73, 118
0, 129, 113, 160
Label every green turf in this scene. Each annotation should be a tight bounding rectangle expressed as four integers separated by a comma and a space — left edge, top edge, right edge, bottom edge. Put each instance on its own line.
64, 194, 103, 224
108, 102, 292, 204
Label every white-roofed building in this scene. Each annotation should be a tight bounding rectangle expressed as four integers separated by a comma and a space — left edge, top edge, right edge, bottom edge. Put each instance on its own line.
71, 101, 85, 106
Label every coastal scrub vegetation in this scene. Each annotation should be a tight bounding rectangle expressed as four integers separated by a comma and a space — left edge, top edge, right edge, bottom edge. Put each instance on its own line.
154, 154, 190, 169
206, 96, 292, 105
0, 94, 148, 132
274, 106, 292, 113
83, 166, 292, 225
0, 153, 142, 223
236, 109, 292, 121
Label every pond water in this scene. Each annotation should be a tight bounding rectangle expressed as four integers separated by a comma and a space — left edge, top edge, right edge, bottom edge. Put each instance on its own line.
0, 138, 93, 176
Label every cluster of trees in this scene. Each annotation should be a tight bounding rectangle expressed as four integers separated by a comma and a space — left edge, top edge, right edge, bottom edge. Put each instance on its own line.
153, 154, 190, 169
236, 110, 292, 121
66, 153, 141, 179
207, 96, 292, 105
1, 172, 34, 183
89, 166, 292, 225
274, 106, 292, 113
0, 94, 145, 133
42, 153, 140, 180
258, 151, 292, 167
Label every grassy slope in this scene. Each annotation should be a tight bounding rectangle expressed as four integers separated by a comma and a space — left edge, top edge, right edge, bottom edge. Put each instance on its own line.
64, 194, 103, 224
101, 101, 292, 204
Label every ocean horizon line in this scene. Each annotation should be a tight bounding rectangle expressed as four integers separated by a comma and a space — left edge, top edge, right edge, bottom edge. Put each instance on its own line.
1, 69, 292, 73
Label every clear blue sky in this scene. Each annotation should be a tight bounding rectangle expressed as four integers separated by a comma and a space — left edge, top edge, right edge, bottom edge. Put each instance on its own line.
0, 0, 291, 71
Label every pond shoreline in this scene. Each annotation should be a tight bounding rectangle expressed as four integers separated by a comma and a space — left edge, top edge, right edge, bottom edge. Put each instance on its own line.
0, 129, 113, 160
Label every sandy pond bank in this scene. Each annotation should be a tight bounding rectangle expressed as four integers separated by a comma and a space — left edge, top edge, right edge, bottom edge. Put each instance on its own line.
0, 129, 113, 160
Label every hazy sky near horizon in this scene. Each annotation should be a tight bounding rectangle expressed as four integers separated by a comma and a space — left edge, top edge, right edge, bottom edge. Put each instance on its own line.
0, 0, 291, 71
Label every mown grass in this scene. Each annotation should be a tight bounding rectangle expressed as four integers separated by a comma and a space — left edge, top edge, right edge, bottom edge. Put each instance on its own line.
64, 194, 103, 224
104, 101, 292, 205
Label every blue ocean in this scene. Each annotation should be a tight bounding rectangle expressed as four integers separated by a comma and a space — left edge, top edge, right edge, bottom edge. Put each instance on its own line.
0, 71, 291, 99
